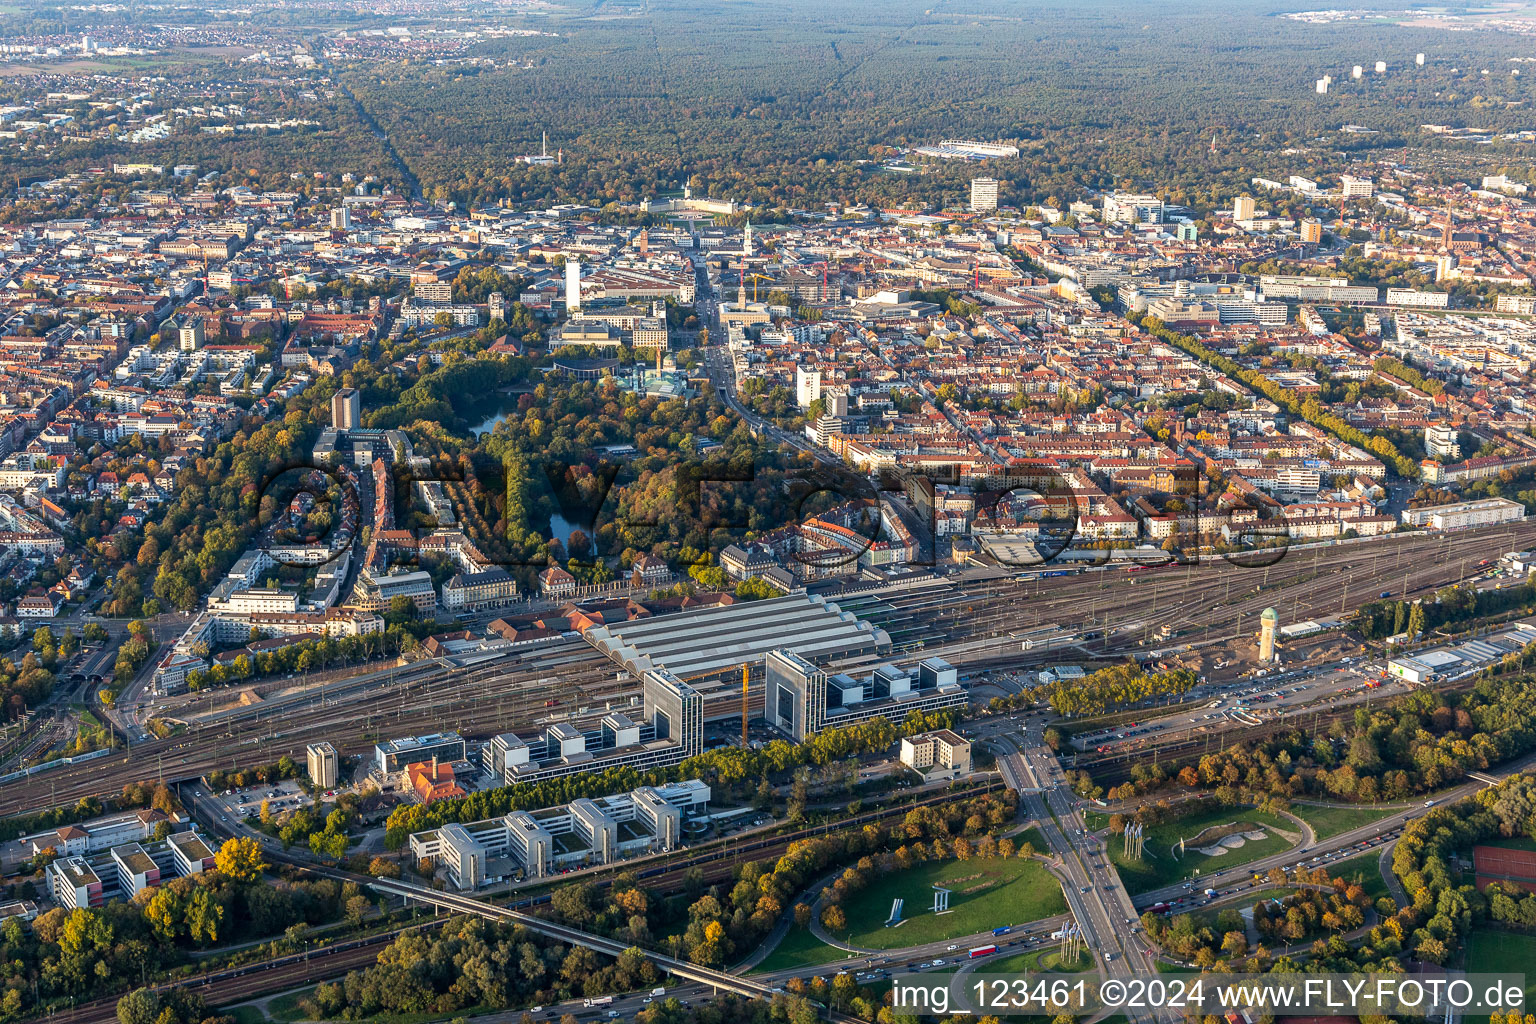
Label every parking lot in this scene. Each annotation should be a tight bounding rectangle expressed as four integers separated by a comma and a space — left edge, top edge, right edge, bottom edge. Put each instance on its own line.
210, 779, 308, 824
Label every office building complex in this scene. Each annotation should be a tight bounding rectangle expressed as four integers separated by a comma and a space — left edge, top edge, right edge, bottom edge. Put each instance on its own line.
1258, 275, 1378, 304
481, 670, 702, 787
47, 830, 216, 908
766, 649, 967, 742
1400, 497, 1525, 531
409, 780, 710, 888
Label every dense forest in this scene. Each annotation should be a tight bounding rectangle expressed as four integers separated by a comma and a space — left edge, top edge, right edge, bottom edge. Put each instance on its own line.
336, 0, 1536, 209
5, 0, 1536, 209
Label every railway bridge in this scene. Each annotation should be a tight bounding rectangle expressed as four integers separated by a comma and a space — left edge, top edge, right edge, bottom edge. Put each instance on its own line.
368, 878, 827, 1009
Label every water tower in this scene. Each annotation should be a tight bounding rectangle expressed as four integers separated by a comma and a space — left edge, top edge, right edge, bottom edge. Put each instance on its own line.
1258, 607, 1279, 663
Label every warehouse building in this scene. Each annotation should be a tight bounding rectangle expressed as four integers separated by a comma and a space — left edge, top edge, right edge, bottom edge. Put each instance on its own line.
1387, 621, 1536, 684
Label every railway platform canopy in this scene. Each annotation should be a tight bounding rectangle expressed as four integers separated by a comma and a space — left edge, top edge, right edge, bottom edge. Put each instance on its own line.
583, 592, 891, 679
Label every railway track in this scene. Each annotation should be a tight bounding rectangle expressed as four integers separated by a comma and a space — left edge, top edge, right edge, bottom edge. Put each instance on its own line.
4, 524, 1529, 817
1082, 677, 1481, 785
26, 924, 428, 1024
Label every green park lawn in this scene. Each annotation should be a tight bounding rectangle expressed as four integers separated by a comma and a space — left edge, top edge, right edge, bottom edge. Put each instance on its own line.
981, 946, 1091, 975
1465, 929, 1536, 1023
1107, 807, 1300, 895
263, 989, 315, 1023
1287, 803, 1398, 842
833, 856, 1066, 949
750, 925, 851, 974
1322, 852, 1392, 902
1015, 826, 1049, 852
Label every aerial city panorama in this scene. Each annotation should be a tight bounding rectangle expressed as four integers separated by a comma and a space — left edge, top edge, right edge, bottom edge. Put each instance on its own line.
0, 1, 1535, 1023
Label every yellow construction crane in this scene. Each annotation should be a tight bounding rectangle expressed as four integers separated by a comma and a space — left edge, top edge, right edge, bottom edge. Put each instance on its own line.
743, 274, 775, 304
678, 662, 752, 748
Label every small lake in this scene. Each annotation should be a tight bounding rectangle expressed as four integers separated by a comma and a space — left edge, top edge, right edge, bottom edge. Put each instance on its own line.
549, 511, 580, 548
471, 401, 518, 437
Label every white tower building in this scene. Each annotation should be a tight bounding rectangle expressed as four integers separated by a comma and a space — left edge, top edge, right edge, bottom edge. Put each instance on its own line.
565, 260, 581, 313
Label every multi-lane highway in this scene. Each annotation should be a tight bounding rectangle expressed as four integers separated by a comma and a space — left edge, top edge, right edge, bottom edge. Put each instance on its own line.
999, 721, 1167, 1022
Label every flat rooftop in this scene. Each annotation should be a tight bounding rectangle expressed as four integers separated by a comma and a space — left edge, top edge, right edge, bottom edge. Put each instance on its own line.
584, 593, 890, 677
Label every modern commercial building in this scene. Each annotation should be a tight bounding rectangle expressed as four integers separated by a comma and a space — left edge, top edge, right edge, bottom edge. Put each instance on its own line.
111, 843, 161, 898
480, 672, 702, 788
408, 780, 710, 888
166, 831, 216, 877
46, 828, 218, 908
436, 823, 487, 889
1300, 219, 1323, 244
307, 741, 339, 788
970, 177, 1000, 212
374, 732, 467, 777
47, 857, 104, 909
911, 139, 1020, 160
352, 567, 437, 612
330, 206, 351, 231
331, 387, 361, 431
1340, 174, 1375, 198
1101, 193, 1164, 225
1388, 622, 1536, 684
25, 808, 170, 858
1258, 275, 1379, 304
1495, 294, 1536, 314
175, 315, 205, 352
899, 729, 973, 776
1232, 196, 1255, 222
766, 649, 967, 742
1386, 288, 1449, 309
